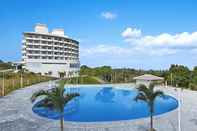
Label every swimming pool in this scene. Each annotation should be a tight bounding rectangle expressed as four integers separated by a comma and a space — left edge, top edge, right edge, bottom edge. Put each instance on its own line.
32, 86, 178, 122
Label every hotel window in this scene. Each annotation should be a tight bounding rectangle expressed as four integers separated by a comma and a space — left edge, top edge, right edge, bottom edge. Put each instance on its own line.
42, 56, 47, 59
27, 45, 33, 48
42, 41, 47, 44
47, 37, 51, 40
28, 56, 33, 59
35, 35, 39, 38
34, 45, 39, 48
27, 40, 33, 43
42, 36, 47, 39
34, 40, 39, 44
70, 63, 79, 68
27, 35, 33, 38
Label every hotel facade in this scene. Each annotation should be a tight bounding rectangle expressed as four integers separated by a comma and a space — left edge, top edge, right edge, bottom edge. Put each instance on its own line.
22, 24, 80, 78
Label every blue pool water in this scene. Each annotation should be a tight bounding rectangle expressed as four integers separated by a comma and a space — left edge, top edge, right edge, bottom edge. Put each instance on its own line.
32, 87, 178, 122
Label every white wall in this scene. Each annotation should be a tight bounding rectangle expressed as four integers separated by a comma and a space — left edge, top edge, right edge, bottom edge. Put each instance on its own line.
136, 80, 151, 87
34, 24, 48, 33
24, 62, 79, 78
51, 29, 65, 36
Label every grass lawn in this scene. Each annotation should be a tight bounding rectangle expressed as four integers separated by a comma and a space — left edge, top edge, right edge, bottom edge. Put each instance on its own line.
64, 76, 102, 84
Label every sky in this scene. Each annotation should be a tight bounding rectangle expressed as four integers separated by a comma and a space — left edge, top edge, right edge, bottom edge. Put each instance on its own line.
0, 0, 197, 70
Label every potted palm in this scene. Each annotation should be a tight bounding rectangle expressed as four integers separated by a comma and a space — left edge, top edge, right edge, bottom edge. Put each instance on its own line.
31, 81, 79, 131
135, 83, 164, 131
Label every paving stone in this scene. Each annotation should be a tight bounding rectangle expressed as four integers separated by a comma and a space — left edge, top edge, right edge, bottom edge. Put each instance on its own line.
0, 118, 39, 131
0, 81, 197, 131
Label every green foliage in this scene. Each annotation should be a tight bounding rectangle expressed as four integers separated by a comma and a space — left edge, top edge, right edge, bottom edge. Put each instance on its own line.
188, 66, 197, 90
189, 83, 197, 91
81, 76, 102, 84
80, 65, 92, 75
166, 64, 190, 88
80, 65, 112, 82
112, 68, 144, 83
31, 82, 79, 112
80, 64, 197, 91
31, 82, 79, 131
59, 72, 66, 78
80, 65, 165, 83
135, 83, 164, 112
135, 83, 164, 130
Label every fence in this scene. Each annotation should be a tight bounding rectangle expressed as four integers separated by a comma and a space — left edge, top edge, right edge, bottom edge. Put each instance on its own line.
0, 71, 54, 96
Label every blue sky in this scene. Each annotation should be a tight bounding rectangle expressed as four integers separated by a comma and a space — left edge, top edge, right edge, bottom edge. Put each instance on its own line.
0, 0, 197, 69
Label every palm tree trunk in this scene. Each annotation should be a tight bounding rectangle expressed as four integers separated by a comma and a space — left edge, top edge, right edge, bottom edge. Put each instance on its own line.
60, 115, 64, 131
150, 113, 153, 131
150, 104, 154, 131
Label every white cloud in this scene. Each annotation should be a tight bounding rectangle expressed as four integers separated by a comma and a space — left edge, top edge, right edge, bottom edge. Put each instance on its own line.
121, 27, 142, 38
138, 32, 197, 48
122, 27, 197, 55
80, 28, 197, 66
80, 44, 132, 56
80, 43, 176, 59
101, 12, 117, 20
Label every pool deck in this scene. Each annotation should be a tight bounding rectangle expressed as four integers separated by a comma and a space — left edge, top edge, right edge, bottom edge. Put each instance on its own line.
0, 81, 197, 131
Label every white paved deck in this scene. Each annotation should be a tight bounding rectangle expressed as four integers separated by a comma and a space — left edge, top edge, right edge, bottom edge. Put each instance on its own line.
0, 81, 197, 131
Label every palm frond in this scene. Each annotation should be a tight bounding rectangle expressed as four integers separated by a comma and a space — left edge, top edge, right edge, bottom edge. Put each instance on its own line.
137, 84, 147, 90
149, 83, 155, 92
135, 83, 164, 131
137, 84, 151, 97
152, 90, 164, 100
64, 93, 80, 104
135, 92, 147, 102
138, 84, 149, 91
135, 84, 164, 108
31, 81, 80, 113
31, 90, 49, 103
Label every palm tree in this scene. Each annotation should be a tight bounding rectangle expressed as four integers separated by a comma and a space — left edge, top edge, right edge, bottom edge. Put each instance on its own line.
135, 83, 164, 131
31, 81, 79, 131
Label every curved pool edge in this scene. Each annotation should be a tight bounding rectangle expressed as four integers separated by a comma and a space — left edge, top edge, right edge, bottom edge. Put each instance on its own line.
57, 109, 178, 130
32, 99, 178, 126
30, 96, 178, 131
33, 85, 178, 123
1, 81, 188, 131
61, 105, 178, 125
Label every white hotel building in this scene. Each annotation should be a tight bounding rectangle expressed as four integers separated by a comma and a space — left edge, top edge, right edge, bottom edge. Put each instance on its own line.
22, 24, 80, 78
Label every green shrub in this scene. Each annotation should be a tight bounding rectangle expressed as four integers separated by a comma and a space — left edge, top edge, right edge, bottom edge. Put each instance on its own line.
189, 83, 197, 91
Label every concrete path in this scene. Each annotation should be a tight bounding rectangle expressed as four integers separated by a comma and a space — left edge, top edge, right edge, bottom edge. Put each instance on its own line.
0, 81, 197, 131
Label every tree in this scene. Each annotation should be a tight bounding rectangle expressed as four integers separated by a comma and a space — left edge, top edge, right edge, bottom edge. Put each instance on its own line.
167, 64, 190, 88
80, 65, 112, 82
189, 66, 197, 90
59, 71, 66, 78
80, 65, 93, 76
135, 83, 164, 131
31, 81, 79, 131
95, 66, 112, 82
